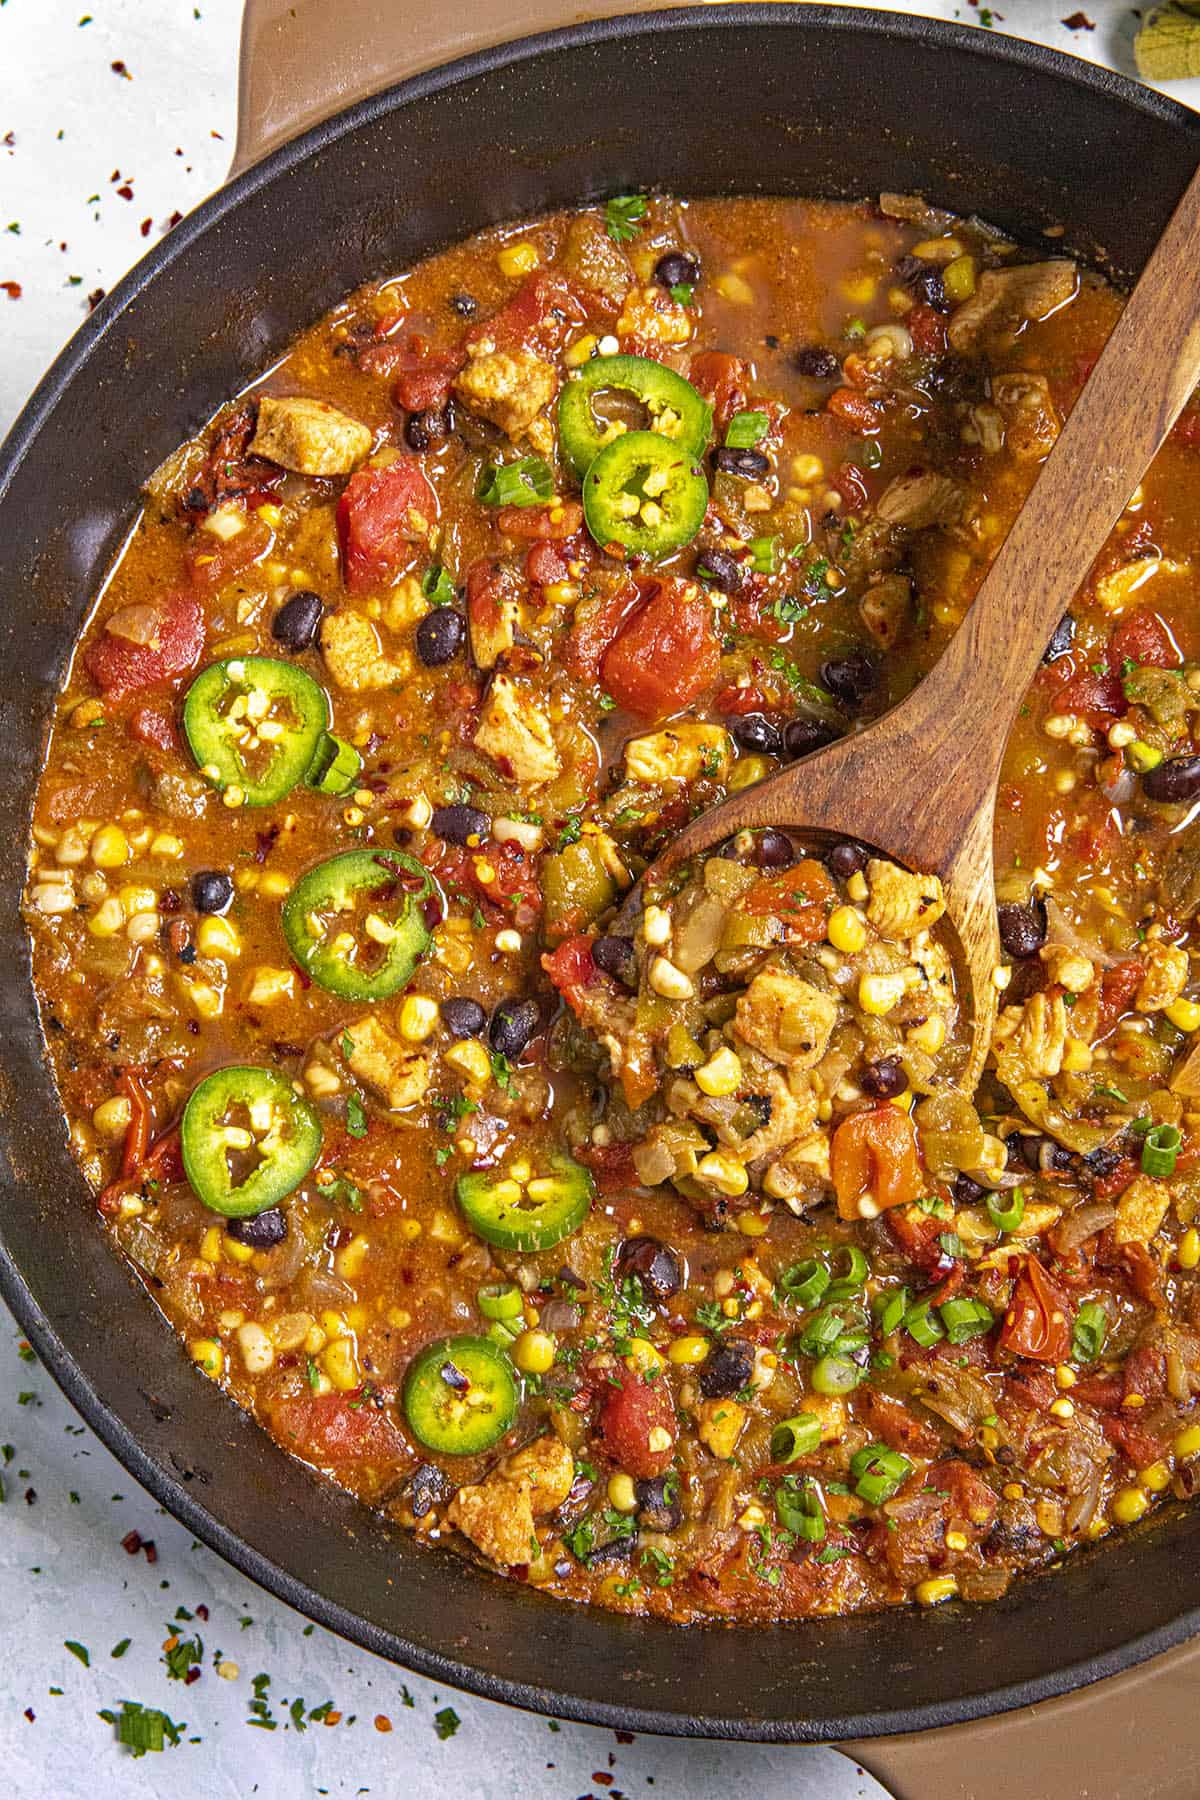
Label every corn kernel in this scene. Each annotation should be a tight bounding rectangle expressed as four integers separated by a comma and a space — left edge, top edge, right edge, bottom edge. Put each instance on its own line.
858, 971, 907, 1015
497, 241, 539, 278
648, 955, 694, 1000
1055, 1364, 1077, 1390
1049, 1396, 1075, 1420
185, 981, 224, 1021
738, 1503, 768, 1531
149, 832, 184, 859
444, 1039, 492, 1085
715, 271, 755, 305
907, 1014, 947, 1055
791, 453, 825, 484
698, 1151, 749, 1197
735, 1208, 771, 1236
944, 1530, 969, 1553
647, 1426, 673, 1455
694, 1046, 743, 1098
1167, 997, 1200, 1033
237, 1321, 274, 1374
846, 870, 868, 904
668, 1334, 710, 1365
625, 1338, 665, 1376
828, 904, 868, 954
222, 1233, 255, 1265
942, 254, 977, 303
1062, 1037, 1093, 1073
642, 904, 672, 947
1175, 1422, 1200, 1459
321, 1336, 360, 1391
258, 869, 292, 899
190, 1338, 224, 1376
912, 236, 965, 263
564, 333, 598, 368
915, 1576, 959, 1606
92, 1095, 132, 1140
1180, 1228, 1200, 1271
196, 915, 240, 958
1110, 1485, 1150, 1526
513, 1328, 556, 1374
1141, 1460, 1171, 1493
728, 754, 770, 791
398, 994, 440, 1042
87, 896, 126, 938
244, 966, 296, 1006
90, 825, 129, 869
199, 1225, 223, 1265
840, 272, 878, 305
334, 1233, 371, 1281
607, 1471, 638, 1513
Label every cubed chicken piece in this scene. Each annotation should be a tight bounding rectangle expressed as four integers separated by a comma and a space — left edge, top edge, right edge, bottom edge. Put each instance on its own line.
947, 260, 1077, 355
740, 1072, 820, 1165
1040, 942, 1096, 995
1093, 558, 1188, 614
474, 674, 561, 787
734, 970, 838, 1070
250, 395, 373, 475
342, 1016, 431, 1111
874, 471, 966, 533
995, 990, 1068, 1081
1113, 1174, 1171, 1247
454, 346, 557, 438
991, 374, 1060, 462
444, 1434, 573, 1569
696, 1397, 747, 1460
859, 573, 912, 650
865, 859, 946, 939
321, 610, 409, 691
623, 723, 731, 785
616, 285, 693, 347
1136, 941, 1190, 1013
466, 561, 522, 671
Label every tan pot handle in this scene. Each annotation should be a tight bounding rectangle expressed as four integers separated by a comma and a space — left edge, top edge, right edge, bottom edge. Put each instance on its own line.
233, 0, 698, 174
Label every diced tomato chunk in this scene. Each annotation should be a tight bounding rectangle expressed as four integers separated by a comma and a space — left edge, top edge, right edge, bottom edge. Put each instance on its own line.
886, 1202, 947, 1270
496, 500, 583, 542
1096, 959, 1144, 1036
337, 457, 438, 593
437, 841, 542, 929
526, 539, 572, 587
599, 578, 720, 720
356, 330, 464, 410
908, 303, 947, 356
1109, 608, 1179, 671
827, 387, 883, 433
1091, 1153, 1138, 1202
714, 682, 774, 716
541, 935, 600, 1016
597, 1369, 676, 1478
84, 588, 205, 699
998, 1257, 1071, 1363
576, 1140, 639, 1192
129, 707, 178, 753
860, 1390, 941, 1458
564, 575, 642, 682
270, 1392, 403, 1465
1054, 666, 1127, 728
186, 516, 272, 593
738, 858, 834, 943
466, 272, 589, 358
831, 1105, 925, 1221
688, 350, 748, 433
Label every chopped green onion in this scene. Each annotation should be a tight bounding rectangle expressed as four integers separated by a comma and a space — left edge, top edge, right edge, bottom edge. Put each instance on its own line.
1141, 1123, 1181, 1178
987, 1187, 1026, 1234
1128, 1115, 1155, 1138
903, 1299, 945, 1348
669, 282, 694, 307
478, 1282, 523, 1321
844, 316, 867, 340
605, 193, 648, 244
850, 1443, 912, 1505
775, 1475, 826, 1541
477, 455, 554, 508
811, 1353, 864, 1395
940, 1297, 995, 1344
748, 534, 780, 575
781, 1257, 830, 1310
421, 564, 457, 607
725, 409, 770, 449
874, 1285, 909, 1336
770, 1413, 823, 1464
1072, 1300, 1109, 1364
825, 1243, 869, 1304
487, 1317, 521, 1348
795, 1304, 844, 1356
938, 1230, 965, 1260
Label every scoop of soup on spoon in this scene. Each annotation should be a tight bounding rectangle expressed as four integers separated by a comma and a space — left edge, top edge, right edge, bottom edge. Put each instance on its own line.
619, 163, 1200, 1091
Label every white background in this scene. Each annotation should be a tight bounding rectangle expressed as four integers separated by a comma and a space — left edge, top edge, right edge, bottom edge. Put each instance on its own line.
0, 2, 1195, 1794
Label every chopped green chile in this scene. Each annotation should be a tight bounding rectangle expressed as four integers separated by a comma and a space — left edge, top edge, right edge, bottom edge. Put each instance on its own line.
180, 1066, 322, 1218
183, 656, 329, 806
281, 850, 433, 1001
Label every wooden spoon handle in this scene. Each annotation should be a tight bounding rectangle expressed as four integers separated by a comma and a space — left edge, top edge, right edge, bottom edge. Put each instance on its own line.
915, 158, 1200, 795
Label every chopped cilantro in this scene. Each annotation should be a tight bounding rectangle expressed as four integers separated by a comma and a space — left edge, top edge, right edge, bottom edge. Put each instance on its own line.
605, 194, 648, 244
434, 1705, 461, 1740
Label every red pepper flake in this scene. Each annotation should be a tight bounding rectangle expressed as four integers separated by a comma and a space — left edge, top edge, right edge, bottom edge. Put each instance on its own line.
121, 1529, 142, 1555
3, 132, 14, 147
374, 1714, 393, 1732
167, 210, 183, 230
116, 184, 134, 201
87, 287, 105, 311
184, 1667, 201, 1685
111, 59, 132, 78
142, 1539, 158, 1565
593, 1777, 614, 1788
1, 281, 21, 300
23, 1709, 34, 1723
140, 218, 152, 237
1061, 9, 1094, 23
195, 1604, 209, 1621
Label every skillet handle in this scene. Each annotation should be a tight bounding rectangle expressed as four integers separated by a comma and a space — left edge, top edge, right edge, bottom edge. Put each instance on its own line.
234, 0, 686, 174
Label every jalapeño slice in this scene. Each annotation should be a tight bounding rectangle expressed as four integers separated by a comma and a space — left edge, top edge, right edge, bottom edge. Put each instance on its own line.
558, 353, 712, 480
456, 1152, 593, 1253
281, 850, 433, 1001
582, 431, 708, 560
183, 656, 329, 807
181, 1065, 322, 1218
403, 1334, 519, 1455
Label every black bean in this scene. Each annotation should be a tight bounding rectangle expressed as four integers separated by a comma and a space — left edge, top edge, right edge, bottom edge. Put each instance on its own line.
782, 715, 840, 760
1042, 612, 1075, 663
820, 648, 879, 709
409, 1462, 454, 1519
697, 545, 747, 593
953, 1172, 987, 1206
415, 607, 465, 667
827, 840, 868, 880
793, 345, 842, 380
730, 713, 783, 757
714, 446, 770, 479
591, 933, 636, 983
1005, 1132, 1043, 1172
896, 255, 948, 312
489, 996, 541, 1060
997, 898, 1047, 959
860, 1056, 907, 1099
431, 803, 490, 846
585, 1534, 638, 1568
191, 870, 233, 915
1143, 754, 1200, 805
271, 590, 324, 652
614, 1235, 683, 1304
1040, 1140, 1075, 1175
922, 355, 986, 405
441, 996, 486, 1039
449, 292, 477, 317
654, 251, 700, 291
698, 1339, 754, 1399
226, 1207, 287, 1249
750, 828, 796, 870
636, 1474, 683, 1532
1083, 1145, 1122, 1181
404, 405, 452, 453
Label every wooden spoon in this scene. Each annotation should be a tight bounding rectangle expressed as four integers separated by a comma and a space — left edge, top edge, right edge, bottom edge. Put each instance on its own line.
624, 164, 1200, 1090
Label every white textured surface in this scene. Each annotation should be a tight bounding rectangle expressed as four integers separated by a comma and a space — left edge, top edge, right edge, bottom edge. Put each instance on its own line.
0, 2, 1195, 1793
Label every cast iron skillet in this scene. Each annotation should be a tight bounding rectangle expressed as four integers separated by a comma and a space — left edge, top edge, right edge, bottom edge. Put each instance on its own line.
2, 2, 1200, 1751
